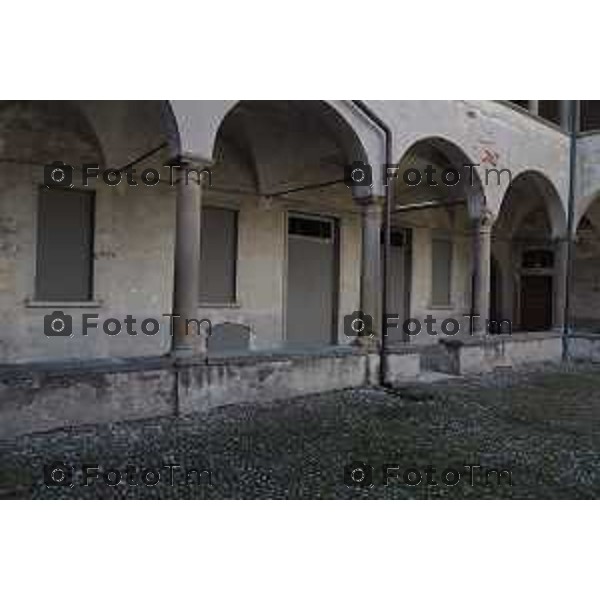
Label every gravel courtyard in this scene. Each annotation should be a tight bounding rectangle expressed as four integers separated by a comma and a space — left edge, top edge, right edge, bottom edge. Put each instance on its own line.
1, 363, 600, 499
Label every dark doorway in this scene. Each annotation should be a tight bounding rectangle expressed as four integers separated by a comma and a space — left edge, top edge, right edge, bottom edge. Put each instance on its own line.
520, 275, 553, 331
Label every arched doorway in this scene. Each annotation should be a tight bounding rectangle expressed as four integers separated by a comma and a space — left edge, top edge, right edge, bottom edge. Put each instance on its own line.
0, 100, 181, 361
211, 101, 370, 350
392, 137, 485, 343
572, 198, 600, 331
493, 171, 566, 332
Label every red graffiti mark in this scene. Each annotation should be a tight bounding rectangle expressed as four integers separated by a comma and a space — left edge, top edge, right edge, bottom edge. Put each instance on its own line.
481, 149, 499, 166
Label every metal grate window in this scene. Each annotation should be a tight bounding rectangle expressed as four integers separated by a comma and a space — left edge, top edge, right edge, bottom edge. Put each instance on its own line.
522, 249, 554, 269
288, 216, 333, 240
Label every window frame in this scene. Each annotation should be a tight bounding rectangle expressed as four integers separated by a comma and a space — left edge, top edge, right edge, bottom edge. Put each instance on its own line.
198, 205, 239, 307
33, 185, 96, 304
429, 232, 454, 309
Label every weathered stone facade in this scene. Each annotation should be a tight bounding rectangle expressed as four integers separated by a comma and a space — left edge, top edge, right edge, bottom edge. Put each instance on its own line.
1, 100, 600, 437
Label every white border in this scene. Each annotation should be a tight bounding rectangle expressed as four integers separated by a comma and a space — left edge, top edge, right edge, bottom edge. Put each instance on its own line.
3, 1, 598, 99
2, 2, 597, 598
1, 501, 597, 599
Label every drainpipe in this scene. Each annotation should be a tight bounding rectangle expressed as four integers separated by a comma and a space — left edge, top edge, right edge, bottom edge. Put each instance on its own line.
351, 100, 392, 387
563, 100, 578, 360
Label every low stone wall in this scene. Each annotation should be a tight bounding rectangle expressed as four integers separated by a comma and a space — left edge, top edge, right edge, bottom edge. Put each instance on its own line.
417, 343, 455, 374
177, 349, 372, 414
0, 358, 176, 439
3, 333, 588, 439
0, 348, 391, 439
568, 333, 600, 362
383, 344, 422, 383
439, 332, 563, 375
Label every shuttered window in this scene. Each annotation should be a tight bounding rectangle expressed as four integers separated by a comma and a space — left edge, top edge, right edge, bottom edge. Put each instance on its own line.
199, 206, 238, 303
35, 188, 94, 301
431, 236, 452, 306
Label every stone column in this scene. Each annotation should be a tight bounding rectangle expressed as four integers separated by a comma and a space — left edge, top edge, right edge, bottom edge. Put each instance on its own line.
553, 237, 569, 330
471, 210, 493, 335
171, 158, 205, 358
528, 100, 539, 116
358, 195, 384, 343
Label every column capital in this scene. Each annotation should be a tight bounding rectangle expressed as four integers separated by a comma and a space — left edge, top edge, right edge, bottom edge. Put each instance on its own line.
167, 155, 212, 188
167, 154, 212, 171
472, 208, 495, 231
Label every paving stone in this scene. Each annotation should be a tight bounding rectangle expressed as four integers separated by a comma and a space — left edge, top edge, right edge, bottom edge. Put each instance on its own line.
0, 363, 599, 499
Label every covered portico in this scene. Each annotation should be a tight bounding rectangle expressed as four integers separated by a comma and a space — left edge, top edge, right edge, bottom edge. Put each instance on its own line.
0, 100, 388, 363
0, 99, 591, 437
170, 100, 388, 357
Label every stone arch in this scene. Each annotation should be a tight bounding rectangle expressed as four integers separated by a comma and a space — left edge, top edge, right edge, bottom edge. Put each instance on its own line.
571, 189, 600, 332
0, 100, 184, 171
160, 100, 182, 159
75, 100, 181, 168
0, 100, 105, 166
575, 191, 600, 231
210, 100, 373, 200
387, 137, 485, 344
204, 100, 377, 349
0, 101, 185, 363
393, 136, 487, 220
169, 100, 384, 195
493, 170, 567, 331
495, 170, 567, 239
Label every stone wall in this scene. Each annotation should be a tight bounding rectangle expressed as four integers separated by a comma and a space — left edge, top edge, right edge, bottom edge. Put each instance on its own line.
569, 334, 600, 362
0, 101, 368, 362
0, 162, 177, 362
0, 349, 396, 439
0, 358, 176, 438
438, 332, 563, 375
178, 350, 371, 414
2, 100, 595, 367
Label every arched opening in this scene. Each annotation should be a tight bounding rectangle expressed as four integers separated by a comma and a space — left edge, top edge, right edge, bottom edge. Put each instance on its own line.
572, 199, 600, 331
210, 100, 369, 351
492, 171, 566, 332
391, 137, 484, 343
0, 100, 105, 165
0, 100, 182, 362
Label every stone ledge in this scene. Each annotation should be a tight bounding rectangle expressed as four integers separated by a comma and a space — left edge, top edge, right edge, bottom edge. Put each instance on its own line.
0, 356, 173, 381
0, 345, 367, 377
204, 344, 366, 366
0, 348, 377, 439
438, 331, 563, 375
440, 331, 562, 348
569, 332, 600, 341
